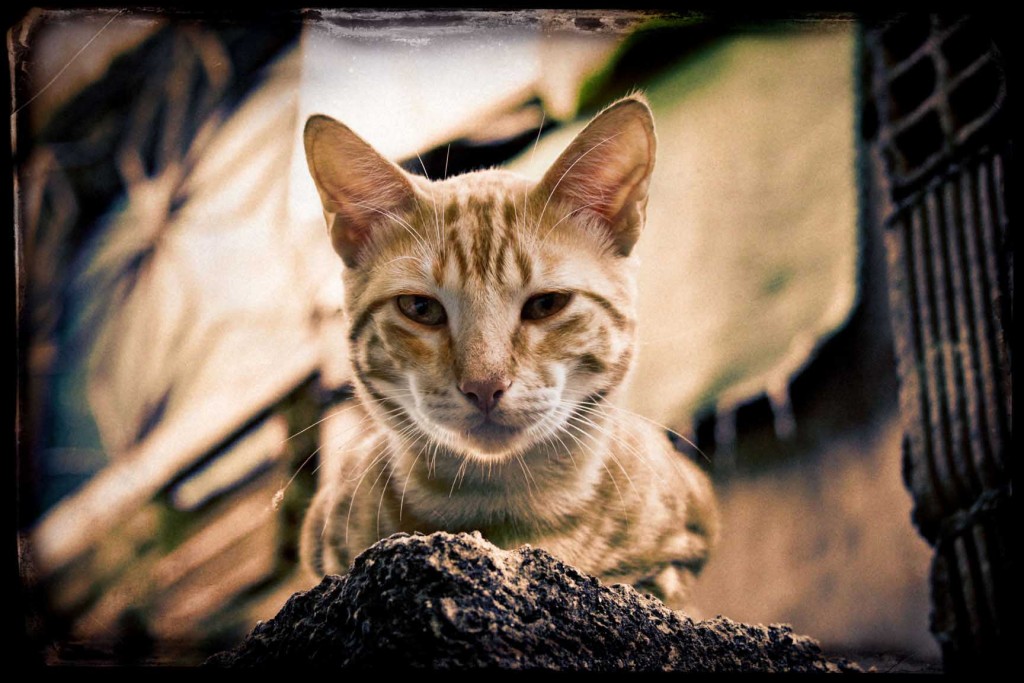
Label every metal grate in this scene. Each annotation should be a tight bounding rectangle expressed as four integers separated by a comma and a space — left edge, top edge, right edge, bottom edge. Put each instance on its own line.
862, 12, 1012, 672
866, 14, 1007, 198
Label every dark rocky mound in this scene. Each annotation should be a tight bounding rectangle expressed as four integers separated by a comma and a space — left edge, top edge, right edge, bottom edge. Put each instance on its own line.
207, 532, 859, 671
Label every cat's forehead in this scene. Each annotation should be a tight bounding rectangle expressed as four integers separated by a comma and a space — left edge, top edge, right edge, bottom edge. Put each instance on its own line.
350, 168, 627, 301
413, 169, 536, 232
419, 168, 534, 202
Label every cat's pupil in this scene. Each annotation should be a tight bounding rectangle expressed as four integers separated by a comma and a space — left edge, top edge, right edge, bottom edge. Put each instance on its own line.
397, 294, 447, 326
522, 292, 571, 321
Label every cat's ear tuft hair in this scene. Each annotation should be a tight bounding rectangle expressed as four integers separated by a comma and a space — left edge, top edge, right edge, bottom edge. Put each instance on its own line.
304, 115, 418, 267
536, 95, 656, 256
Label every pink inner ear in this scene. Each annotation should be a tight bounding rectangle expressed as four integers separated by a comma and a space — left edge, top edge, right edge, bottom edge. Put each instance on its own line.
305, 115, 417, 266
327, 210, 373, 263
537, 99, 656, 254
574, 154, 651, 222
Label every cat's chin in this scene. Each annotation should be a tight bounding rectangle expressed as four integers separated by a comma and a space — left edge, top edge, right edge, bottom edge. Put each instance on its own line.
426, 418, 537, 460
461, 419, 524, 454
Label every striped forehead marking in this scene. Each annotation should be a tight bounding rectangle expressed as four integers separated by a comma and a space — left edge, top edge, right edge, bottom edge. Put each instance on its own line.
420, 190, 531, 289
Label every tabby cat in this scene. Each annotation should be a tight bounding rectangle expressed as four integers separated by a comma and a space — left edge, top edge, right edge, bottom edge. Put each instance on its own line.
299, 95, 718, 608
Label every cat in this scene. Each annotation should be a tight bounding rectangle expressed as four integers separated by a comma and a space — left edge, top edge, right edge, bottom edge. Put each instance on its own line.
299, 94, 718, 609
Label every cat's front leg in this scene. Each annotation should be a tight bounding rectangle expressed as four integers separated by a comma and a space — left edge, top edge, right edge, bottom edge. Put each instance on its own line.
299, 485, 353, 579
634, 561, 703, 615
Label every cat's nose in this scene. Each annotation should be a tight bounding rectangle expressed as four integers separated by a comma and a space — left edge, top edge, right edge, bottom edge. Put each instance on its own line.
460, 378, 511, 414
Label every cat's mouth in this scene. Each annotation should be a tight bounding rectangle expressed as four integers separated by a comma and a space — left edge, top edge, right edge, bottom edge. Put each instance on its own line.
461, 417, 523, 451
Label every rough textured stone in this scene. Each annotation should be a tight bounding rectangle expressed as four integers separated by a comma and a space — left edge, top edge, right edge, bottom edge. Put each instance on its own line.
207, 532, 860, 671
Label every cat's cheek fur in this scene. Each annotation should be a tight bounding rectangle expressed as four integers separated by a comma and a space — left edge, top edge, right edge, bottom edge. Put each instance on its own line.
377, 321, 436, 368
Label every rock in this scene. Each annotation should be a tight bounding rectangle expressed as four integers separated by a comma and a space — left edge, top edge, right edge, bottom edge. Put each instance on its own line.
206, 532, 860, 671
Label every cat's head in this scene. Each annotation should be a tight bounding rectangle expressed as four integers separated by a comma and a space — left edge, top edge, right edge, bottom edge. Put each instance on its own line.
304, 96, 656, 462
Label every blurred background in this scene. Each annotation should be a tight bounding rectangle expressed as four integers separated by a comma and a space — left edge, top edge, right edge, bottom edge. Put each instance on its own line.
10, 9, 1011, 671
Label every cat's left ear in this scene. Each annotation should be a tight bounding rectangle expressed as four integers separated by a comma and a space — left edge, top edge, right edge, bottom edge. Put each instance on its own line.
535, 96, 656, 256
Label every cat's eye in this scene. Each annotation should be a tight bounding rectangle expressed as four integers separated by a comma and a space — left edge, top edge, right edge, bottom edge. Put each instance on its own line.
396, 295, 447, 326
522, 292, 572, 321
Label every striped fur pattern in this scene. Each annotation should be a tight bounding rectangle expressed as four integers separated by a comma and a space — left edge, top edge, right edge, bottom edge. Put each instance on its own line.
300, 96, 718, 608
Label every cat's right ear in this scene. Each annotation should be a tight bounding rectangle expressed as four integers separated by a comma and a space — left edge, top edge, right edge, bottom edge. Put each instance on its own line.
304, 115, 418, 268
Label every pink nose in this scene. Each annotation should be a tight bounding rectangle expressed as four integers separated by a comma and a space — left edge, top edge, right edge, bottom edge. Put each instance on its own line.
460, 378, 511, 414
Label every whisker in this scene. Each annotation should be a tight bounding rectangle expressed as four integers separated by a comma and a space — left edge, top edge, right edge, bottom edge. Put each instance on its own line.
547, 428, 578, 473
459, 455, 473, 489
273, 396, 414, 505
538, 199, 607, 246
574, 403, 708, 495
560, 422, 629, 530
399, 442, 428, 521
514, 453, 536, 496
376, 255, 425, 269
375, 457, 398, 539
427, 439, 441, 479
598, 402, 712, 465
530, 110, 546, 164
448, 457, 469, 498
568, 405, 661, 483
522, 108, 546, 226
415, 151, 431, 181
348, 199, 431, 257
342, 415, 419, 544
273, 444, 323, 511
280, 402, 358, 445
376, 428, 424, 538
339, 438, 391, 543
440, 187, 449, 259
415, 152, 444, 249
563, 418, 640, 500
